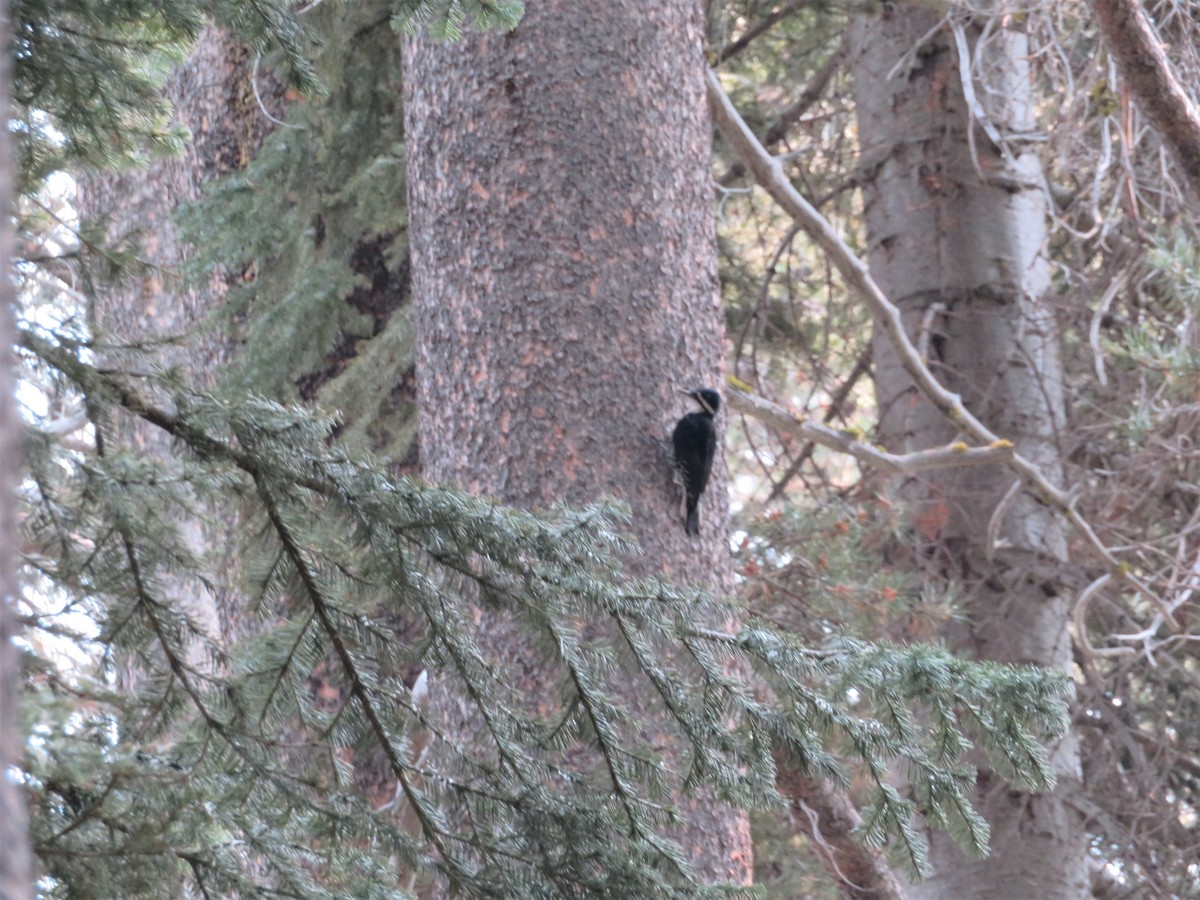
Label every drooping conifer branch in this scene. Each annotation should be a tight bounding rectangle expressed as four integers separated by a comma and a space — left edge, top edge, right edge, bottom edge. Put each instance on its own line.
17, 324, 1074, 894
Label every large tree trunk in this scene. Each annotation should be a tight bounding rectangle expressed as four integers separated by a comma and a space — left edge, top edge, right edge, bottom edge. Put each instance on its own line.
852, 7, 1087, 897
403, 0, 750, 883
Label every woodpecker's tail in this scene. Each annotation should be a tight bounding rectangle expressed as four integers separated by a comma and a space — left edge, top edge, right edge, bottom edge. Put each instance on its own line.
685, 495, 700, 536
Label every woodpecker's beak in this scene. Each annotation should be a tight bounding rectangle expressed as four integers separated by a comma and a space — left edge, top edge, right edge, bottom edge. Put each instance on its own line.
678, 388, 715, 415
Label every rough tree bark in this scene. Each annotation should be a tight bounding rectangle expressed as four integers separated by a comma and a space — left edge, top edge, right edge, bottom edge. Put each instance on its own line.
853, 6, 1087, 897
403, 0, 750, 884
1, 0, 35, 892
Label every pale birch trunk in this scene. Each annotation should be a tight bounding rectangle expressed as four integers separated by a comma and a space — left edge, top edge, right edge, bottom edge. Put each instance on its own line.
853, 7, 1087, 896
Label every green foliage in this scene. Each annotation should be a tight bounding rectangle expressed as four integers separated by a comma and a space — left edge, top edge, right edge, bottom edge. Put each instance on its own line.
175, 0, 411, 418
11, 0, 317, 182
17, 328, 1071, 895
735, 499, 967, 646
1130, 230, 1200, 382
392, 0, 524, 40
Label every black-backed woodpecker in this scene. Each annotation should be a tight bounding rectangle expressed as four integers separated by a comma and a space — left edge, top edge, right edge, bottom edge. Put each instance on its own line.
672, 388, 720, 536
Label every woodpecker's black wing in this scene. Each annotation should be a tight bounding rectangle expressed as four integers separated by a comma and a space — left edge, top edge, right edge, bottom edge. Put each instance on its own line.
672, 391, 718, 536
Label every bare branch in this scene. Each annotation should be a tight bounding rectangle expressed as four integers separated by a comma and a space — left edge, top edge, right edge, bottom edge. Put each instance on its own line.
726, 386, 1016, 477
1090, 0, 1200, 203
774, 765, 908, 900
716, 0, 810, 64
764, 350, 869, 503
705, 67, 1175, 628
717, 35, 848, 187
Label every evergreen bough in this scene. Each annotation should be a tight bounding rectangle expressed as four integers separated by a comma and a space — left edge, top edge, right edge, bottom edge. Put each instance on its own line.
18, 328, 1070, 896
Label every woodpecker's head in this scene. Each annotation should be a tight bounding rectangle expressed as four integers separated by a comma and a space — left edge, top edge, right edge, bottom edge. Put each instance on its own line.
681, 387, 720, 416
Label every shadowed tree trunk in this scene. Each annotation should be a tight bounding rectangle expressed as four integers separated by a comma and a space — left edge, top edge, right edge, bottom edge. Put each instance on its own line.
403, 0, 751, 884
82, 28, 277, 377
78, 3, 419, 812
78, 28, 284, 678
1, 0, 34, 892
852, 7, 1087, 897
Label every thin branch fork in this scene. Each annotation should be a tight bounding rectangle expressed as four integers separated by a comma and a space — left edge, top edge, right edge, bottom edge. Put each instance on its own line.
774, 765, 909, 900
705, 67, 1176, 629
716, 0, 810, 63
765, 349, 869, 503
726, 387, 1015, 476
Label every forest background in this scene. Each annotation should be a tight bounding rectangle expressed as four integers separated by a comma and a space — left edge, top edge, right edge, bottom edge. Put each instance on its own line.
4, 0, 1200, 897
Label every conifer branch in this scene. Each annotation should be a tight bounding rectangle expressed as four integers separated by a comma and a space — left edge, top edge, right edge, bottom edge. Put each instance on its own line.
255, 485, 472, 884
19, 325, 1073, 894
